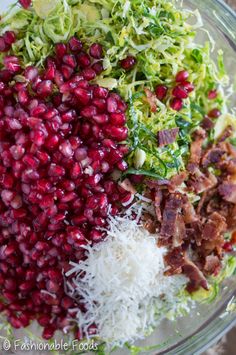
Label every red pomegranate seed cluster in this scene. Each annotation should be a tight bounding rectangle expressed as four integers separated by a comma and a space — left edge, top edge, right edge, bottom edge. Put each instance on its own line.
0, 38, 130, 339
154, 70, 195, 111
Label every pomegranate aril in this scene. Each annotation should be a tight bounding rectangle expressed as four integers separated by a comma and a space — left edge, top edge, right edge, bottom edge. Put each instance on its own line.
45, 135, 59, 149
18, 90, 29, 105
170, 98, 183, 111
37, 80, 53, 97
39, 195, 55, 209
0, 69, 12, 82
92, 114, 109, 124
208, 108, 221, 118
70, 162, 82, 179
82, 68, 96, 81
3, 31, 16, 45
92, 98, 107, 112
208, 89, 218, 100
44, 62, 56, 80
181, 81, 194, 93
4, 56, 21, 73
117, 160, 128, 171
107, 97, 118, 113
1, 174, 14, 188
60, 110, 75, 123
93, 86, 108, 98
105, 125, 128, 141
1, 189, 14, 205
92, 62, 104, 74
89, 43, 103, 59
59, 140, 73, 157
81, 105, 97, 118
55, 43, 67, 58
61, 65, 74, 80
10, 195, 23, 209
48, 164, 65, 177
110, 112, 126, 125
9, 316, 23, 329
19, 0, 32, 9
63, 54, 77, 68
10, 145, 25, 160
77, 52, 91, 68
223, 242, 233, 252
0, 37, 6, 52
19, 281, 34, 291
36, 150, 50, 164
155, 85, 168, 101
69, 36, 82, 52
120, 56, 136, 70
24, 66, 39, 81
176, 70, 189, 82
31, 104, 46, 117
42, 326, 55, 340
172, 85, 188, 99
30, 130, 46, 146
38, 315, 51, 327
74, 87, 91, 105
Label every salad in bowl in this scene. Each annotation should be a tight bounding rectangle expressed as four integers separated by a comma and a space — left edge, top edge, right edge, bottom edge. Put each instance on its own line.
0, 0, 236, 353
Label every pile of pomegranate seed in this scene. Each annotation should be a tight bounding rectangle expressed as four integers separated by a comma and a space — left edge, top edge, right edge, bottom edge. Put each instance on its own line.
170, 70, 194, 111
152, 70, 195, 112
0, 37, 130, 339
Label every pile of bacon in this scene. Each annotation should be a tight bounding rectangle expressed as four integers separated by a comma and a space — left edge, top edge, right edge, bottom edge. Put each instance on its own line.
143, 125, 236, 292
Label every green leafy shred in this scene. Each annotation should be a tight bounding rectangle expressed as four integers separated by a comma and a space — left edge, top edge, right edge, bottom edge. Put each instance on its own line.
0, 0, 230, 178
0, 1, 236, 354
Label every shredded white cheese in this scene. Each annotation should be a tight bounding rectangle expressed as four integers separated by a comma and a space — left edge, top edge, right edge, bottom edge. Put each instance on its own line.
66, 205, 186, 347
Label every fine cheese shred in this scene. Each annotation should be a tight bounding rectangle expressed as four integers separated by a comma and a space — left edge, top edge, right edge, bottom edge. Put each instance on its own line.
65, 204, 187, 347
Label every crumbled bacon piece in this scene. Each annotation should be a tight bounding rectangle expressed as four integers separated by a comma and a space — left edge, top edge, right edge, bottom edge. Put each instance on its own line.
158, 128, 179, 147
143, 120, 236, 291
154, 189, 163, 222
188, 128, 206, 165
182, 258, 208, 291
173, 214, 186, 247
218, 125, 233, 143
202, 212, 227, 241
218, 182, 236, 203
160, 193, 183, 241
201, 148, 225, 168
169, 171, 188, 192
164, 247, 185, 275
182, 199, 198, 224
142, 213, 157, 234
188, 170, 217, 194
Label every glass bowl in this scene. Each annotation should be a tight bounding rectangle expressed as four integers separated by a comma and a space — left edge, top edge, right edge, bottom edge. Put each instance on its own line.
1, 0, 236, 354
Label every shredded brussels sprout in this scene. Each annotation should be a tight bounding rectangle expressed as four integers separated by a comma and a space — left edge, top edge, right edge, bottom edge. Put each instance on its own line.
0, 0, 230, 177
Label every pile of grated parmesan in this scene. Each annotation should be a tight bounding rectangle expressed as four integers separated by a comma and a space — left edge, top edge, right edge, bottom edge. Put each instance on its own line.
65, 204, 187, 347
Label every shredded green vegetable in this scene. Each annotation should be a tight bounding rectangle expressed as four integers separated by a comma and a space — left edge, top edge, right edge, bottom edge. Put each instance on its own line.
0, 0, 230, 178
0, 0, 236, 353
